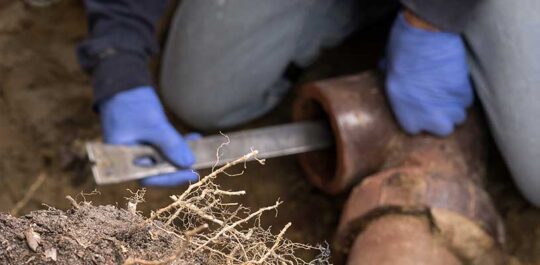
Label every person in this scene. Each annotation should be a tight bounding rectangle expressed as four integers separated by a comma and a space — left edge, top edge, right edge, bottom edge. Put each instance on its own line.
78, 0, 540, 206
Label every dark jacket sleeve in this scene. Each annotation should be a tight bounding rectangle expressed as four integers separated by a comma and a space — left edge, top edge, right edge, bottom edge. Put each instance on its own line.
77, 0, 169, 105
400, 0, 482, 33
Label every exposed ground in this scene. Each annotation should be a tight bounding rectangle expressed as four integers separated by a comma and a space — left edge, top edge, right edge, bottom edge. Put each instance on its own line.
0, 152, 329, 264
0, 1, 539, 264
0, 205, 184, 264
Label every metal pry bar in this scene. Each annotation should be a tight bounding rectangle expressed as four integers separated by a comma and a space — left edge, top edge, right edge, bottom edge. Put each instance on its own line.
87, 121, 332, 184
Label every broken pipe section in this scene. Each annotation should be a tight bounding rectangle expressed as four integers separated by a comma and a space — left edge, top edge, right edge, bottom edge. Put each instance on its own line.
293, 71, 506, 264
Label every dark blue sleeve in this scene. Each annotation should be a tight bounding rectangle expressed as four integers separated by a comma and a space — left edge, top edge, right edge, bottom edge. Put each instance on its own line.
77, 0, 169, 105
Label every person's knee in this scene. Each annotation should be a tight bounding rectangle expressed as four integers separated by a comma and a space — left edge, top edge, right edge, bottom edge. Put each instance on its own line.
522, 191, 540, 208
506, 160, 540, 207
162, 93, 225, 131
160, 63, 290, 131
495, 132, 540, 206
513, 177, 540, 207
161, 86, 265, 131
163, 91, 281, 131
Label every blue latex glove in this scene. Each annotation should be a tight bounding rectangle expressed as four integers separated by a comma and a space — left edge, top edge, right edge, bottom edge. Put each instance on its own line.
385, 12, 473, 136
98, 86, 199, 186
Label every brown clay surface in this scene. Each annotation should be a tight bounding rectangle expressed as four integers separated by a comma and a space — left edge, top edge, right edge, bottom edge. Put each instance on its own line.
347, 215, 461, 265
0, 1, 539, 264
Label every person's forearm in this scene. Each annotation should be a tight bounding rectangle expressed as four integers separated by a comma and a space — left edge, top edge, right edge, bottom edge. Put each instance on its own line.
77, 0, 169, 105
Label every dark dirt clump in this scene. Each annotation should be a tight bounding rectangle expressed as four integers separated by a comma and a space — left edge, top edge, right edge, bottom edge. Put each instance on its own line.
0, 204, 188, 264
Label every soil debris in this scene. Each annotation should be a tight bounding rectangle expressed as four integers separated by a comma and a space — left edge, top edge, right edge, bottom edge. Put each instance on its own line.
0, 151, 329, 265
0, 204, 183, 264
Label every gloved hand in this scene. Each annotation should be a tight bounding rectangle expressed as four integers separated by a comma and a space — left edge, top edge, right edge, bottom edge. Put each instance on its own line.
98, 86, 199, 186
385, 12, 473, 136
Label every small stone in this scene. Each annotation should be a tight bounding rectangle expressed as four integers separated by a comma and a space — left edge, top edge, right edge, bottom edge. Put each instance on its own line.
24, 227, 41, 252
44, 248, 57, 261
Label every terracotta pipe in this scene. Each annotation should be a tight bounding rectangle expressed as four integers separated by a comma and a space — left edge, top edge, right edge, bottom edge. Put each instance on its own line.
293, 72, 397, 194
293, 71, 506, 264
293, 71, 485, 194
346, 215, 462, 265
333, 166, 505, 264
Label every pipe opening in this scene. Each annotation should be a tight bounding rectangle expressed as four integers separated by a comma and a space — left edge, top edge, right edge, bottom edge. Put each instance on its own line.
294, 98, 337, 184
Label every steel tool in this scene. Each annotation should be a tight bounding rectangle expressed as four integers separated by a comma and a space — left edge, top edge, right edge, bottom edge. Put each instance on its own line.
87, 120, 332, 184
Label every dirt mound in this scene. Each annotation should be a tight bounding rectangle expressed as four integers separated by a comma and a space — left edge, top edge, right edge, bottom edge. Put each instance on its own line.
0, 204, 187, 264
0, 151, 329, 265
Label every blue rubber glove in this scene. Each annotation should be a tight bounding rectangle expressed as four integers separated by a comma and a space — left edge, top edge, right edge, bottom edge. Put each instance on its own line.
98, 86, 199, 186
385, 12, 473, 136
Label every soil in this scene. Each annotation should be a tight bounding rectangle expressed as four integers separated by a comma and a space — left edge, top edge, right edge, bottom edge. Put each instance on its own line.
0, 1, 539, 265
0, 205, 186, 264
